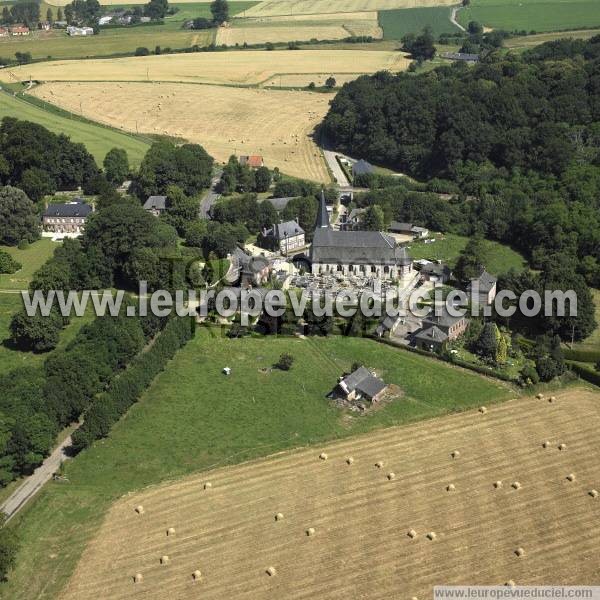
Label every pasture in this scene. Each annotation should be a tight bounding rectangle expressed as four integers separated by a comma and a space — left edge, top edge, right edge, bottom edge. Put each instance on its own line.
1, 329, 514, 600
379, 6, 461, 39
60, 387, 600, 599
457, 0, 600, 33
505, 28, 600, 49
1, 49, 409, 85
242, 0, 456, 18
409, 233, 527, 276
30, 81, 331, 181
0, 91, 150, 167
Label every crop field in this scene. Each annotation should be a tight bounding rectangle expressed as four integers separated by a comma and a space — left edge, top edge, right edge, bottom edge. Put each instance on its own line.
379, 6, 461, 39
505, 28, 600, 49
260, 72, 367, 87
242, 0, 456, 18
0, 91, 150, 167
216, 24, 350, 44
457, 0, 600, 33
30, 81, 332, 181
59, 388, 600, 599
1, 49, 408, 85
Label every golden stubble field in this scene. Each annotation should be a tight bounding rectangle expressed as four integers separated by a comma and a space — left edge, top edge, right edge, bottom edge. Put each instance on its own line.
59, 389, 600, 600
2, 49, 408, 86
30, 81, 331, 181
242, 0, 456, 18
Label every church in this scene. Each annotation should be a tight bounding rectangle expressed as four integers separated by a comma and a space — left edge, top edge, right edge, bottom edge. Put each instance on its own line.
310, 192, 413, 281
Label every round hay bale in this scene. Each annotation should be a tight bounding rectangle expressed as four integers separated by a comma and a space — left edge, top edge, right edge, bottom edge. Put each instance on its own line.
319, 452, 328, 461
160, 555, 169, 565
192, 569, 202, 581
512, 481, 522, 490
135, 505, 144, 515
558, 443, 567, 451
167, 527, 175, 536
275, 512, 284, 521
505, 580, 516, 587
427, 532, 437, 541
411, 596, 418, 600
548, 396, 556, 403
133, 573, 143, 583
542, 440, 551, 448
306, 527, 316, 537
387, 472, 396, 481
589, 489, 599, 498
515, 547, 525, 557
451, 450, 460, 459
536, 393, 544, 399
266, 566, 277, 577
375, 461, 384, 468
446, 483, 456, 492
204, 482, 212, 490
479, 406, 487, 414
566, 474, 576, 482
407, 529, 417, 539
494, 481, 503, 489
346, 457, 354, 465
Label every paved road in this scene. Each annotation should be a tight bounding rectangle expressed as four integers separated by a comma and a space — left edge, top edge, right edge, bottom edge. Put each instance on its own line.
1, 435, 73, 522
199, 171, 222, 219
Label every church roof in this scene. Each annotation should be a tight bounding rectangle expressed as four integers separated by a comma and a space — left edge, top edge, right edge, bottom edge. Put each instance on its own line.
315, 190, 330, 229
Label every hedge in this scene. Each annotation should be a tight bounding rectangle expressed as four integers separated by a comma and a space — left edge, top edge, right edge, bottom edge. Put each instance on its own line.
567, 361, 600, 387
72, 316, 195, 450
562, 348, 600, 363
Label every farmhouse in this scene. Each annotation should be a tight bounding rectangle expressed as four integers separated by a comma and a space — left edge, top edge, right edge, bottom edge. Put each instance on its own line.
441, 52, 480, 63
10, 26, 29, 35
264, 220, 305, 254
229, 247, 271, 288
311, 192, 413, 281
389, 221, 429, 239
422, 307, 469, 341
336, 366, 388, 403
42, 201, 92, 237
467, 269, 497, 306
414, 325, 448, 352
340, 207, 366, 230
239, 155, 264, 169
143, 195, 167, 216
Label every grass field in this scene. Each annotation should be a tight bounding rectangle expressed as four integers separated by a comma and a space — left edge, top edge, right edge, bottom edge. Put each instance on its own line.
571, 289, 600, 353
379, 6, 461, 39
0, 91, 150, 167
30, 81, 331, 181
1, 49, 409, 85
506, 28, 600, 49
409, 233, 527, 276
1, 328, 514, 599
242, 0, 456, 18
60, 387, 600, 599
458, 0, 600, 33
0, 239, 56, 292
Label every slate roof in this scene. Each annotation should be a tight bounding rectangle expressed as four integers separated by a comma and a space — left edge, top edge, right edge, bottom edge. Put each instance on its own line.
420, 262, 451, 278
340, 366, 387, 399
315, 190, 330, 229
273, 220, 304, 240
423, 307, 466, 329
389, 221, 413, 232
143, 195, 167, 211
415, 325, 448, 343
347, 208, 366, 222
311, 229, 411, 266
352, 159, 374, 176
43, 202, 92, 218
442, 52, 480, 62
468, 269, 497, 293
266, 197, 296, 211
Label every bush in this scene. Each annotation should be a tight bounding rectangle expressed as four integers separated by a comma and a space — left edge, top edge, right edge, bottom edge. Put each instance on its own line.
9, 310, 65, 353
0, 250, 21, 275
275, 352, 294, 371
135, 46, 150, 56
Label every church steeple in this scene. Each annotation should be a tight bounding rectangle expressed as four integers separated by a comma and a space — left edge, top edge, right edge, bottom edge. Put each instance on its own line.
315, 190, 330, 229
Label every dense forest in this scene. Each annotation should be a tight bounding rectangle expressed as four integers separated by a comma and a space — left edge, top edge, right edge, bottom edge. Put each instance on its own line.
322, 37, 600, 330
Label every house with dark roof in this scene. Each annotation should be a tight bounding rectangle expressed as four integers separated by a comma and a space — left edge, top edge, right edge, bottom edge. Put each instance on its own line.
441, 52, 480, 63
265, 197, 296, 212
340, 207, 366, 230
42, 201, 93, 237
467, 269, 497, 306
418, 262, 452, 284
310, 192, 413, 280
389, 222, 429, 239
352, 159, 374, 178
421, 307, 469, 341
414, 325, 448, 352
336, 366, 388, 403
228, 247, 271, 288
264, 220, 305, 254
143, 195, 167, 217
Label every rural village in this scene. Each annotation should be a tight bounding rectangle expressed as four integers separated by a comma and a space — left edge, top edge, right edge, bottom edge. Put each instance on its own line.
0, 0, 599, 598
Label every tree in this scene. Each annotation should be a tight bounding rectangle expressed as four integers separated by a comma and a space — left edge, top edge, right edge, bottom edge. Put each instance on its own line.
454, 236, 488, 283
254, 166, 272, 192
595, 360, 600, 373
210, 0, 228, 24
325, 76, 336, 88
467, 20, 483, 35
0, 251, 21, 275
161, 185, 200, 236
46, 7, 53, 22
9, 1, 39, 27
2, 6, 10, 23
144, 0, 169, 20
63, 0, 100, 26
19, 167, 54, 202
275, 352, 294, 371
402, 27, 436, 61
9, 310, 65, 353
0, 514, 19, 580
473, 322, 499, 362
191, 17, 213, 29
0, 186, 40, 246
103, 148, 129, 185
360, 205, 385, 231
14, 52, 32, 65
57, 6, 63, 20
135, 46, 150, 56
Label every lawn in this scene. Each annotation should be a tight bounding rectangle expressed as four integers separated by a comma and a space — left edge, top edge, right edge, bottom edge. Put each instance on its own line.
505, 28, 600, 49
379, 6, 461, 39
571, 288, 600, 353
457, 0, 600, 33
0, 91, 150, 168
0, 238, 56, 291
1, 328, 513, 599
408, 233, 527, 276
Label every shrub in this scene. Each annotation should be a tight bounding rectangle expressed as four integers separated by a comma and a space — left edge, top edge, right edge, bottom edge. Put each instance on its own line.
0, 250, 21, 275
275, 352, 294, 371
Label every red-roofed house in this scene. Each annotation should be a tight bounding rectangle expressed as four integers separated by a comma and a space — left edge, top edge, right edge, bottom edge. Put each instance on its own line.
10, 26, 30, 35
0, 27, 9, 37
239, 155, 264, 169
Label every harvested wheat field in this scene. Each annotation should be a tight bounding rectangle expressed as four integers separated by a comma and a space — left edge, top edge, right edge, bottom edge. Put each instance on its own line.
60, 389, 600, 600
215, 24, 351, 45
30, 82, 330, 181
1, 50, 408, 86
260, 72, 367, 87
242, 0, 456, 18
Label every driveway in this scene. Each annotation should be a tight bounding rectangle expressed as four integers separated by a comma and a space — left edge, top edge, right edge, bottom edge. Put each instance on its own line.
199, 170, 223, 219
